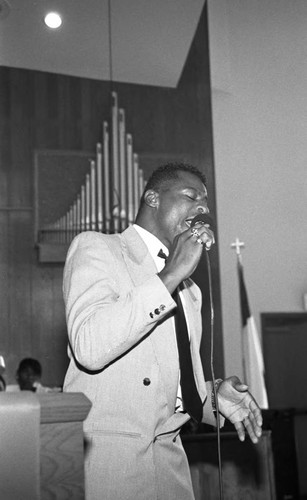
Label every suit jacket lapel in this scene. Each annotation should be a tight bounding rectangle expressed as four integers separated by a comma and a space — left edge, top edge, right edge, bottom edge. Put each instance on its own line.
181, 281, 207, 404
121, 226, 157, 285
120, 226, 179, 412
120, 227, 206, 410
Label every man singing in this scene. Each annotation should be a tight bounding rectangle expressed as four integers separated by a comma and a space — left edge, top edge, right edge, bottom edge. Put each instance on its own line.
63, 163, 262, 500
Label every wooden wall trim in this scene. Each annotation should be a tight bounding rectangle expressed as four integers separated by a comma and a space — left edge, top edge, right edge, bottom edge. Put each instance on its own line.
0, 207, 33, 211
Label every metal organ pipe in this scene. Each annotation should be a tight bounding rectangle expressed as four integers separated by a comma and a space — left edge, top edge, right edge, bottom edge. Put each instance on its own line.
40, 92, 146, 245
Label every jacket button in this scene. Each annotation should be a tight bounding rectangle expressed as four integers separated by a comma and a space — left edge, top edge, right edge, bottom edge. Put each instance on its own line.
143, 378, 151, 386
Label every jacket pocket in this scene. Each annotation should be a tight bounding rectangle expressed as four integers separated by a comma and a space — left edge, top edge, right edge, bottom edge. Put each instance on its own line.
89, 429, 142, 439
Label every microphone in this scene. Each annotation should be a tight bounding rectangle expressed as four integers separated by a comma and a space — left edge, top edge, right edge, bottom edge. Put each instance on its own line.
190, 213, 214, 230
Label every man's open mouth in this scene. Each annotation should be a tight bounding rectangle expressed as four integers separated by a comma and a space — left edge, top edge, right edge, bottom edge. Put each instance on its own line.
185, 216, 206, 228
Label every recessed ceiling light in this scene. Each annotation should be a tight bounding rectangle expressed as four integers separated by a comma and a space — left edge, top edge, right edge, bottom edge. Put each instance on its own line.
44, 11, 62, 29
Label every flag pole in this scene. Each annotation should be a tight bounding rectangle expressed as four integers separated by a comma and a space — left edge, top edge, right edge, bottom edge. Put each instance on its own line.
231, 238, 247, 382
231, 237, 245, 263
231, 238, 269, 409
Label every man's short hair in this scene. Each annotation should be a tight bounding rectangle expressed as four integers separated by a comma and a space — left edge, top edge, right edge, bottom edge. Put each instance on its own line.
140, 162, 206, 207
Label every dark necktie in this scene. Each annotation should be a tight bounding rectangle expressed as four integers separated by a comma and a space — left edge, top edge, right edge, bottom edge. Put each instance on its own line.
158, 249, 203, 422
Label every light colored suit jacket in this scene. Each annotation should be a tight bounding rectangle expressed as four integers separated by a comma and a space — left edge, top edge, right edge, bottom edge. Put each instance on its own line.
63, 227, 218, 500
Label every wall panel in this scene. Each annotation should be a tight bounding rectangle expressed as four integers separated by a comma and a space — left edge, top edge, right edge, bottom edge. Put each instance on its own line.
7, 211, 33, 367
0, 211, 10, 353
0, 70, 10, 205
9, 70, 33, 206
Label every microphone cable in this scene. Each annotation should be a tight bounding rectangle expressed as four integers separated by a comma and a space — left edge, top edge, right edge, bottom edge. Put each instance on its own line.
205, 249, 224, 500
190, 212, 224, 499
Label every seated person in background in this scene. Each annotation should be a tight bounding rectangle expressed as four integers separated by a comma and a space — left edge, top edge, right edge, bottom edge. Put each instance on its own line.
16, 358, 45, 392
6, 358, 61, 393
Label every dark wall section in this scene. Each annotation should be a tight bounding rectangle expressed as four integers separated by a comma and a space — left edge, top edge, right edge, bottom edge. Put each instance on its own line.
0, 5, 223, 385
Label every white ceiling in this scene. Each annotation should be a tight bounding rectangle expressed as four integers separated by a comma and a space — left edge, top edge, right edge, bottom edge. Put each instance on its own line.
0, 0, 205, 88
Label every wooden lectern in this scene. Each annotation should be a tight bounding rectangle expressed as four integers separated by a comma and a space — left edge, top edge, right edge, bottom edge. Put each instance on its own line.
0, 392, 91, 500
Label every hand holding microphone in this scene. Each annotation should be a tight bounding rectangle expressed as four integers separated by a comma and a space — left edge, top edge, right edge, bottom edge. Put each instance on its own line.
158, 213, 215, 293
190, 213, 215, 251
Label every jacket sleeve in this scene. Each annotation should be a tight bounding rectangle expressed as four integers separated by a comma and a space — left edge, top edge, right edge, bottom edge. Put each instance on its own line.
63, 232, 176, 371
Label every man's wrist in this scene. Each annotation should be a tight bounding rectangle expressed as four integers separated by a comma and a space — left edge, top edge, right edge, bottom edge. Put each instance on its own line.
157, 270, 180, 296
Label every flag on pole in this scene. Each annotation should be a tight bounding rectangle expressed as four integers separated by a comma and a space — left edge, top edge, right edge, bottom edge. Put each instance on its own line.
238, 260, 269, 409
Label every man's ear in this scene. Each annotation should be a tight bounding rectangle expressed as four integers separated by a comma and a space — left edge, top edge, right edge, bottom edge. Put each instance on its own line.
143, 189, 159, 208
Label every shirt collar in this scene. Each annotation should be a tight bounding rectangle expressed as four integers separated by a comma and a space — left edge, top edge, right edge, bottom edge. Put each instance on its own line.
133, 224, 168, 272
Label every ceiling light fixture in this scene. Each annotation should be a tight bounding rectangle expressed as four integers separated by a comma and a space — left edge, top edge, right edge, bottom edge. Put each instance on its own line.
44, 11, 62, 29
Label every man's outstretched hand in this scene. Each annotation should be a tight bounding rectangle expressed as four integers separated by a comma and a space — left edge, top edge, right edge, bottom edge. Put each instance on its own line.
217, 376, 263, 443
